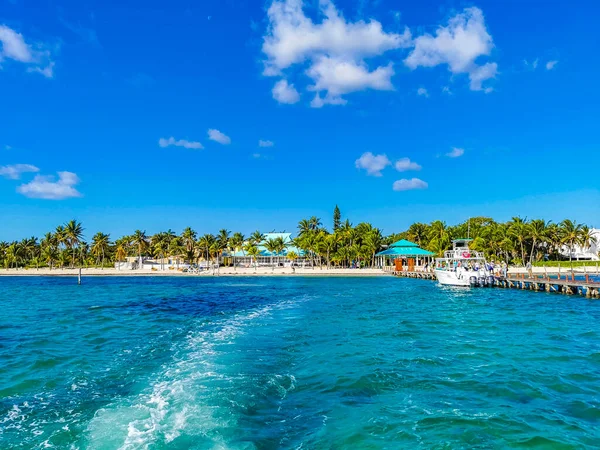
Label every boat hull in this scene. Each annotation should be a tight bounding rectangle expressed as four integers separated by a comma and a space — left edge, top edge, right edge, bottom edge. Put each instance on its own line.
435, 269, 471, 287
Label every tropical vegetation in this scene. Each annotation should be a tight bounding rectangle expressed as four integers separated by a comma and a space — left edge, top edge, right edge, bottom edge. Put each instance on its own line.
0, 211, 596, 270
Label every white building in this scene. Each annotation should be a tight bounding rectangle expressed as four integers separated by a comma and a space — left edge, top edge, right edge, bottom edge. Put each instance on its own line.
560, 228, 600, 261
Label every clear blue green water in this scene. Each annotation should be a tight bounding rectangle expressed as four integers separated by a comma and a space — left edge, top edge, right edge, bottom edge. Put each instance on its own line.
1, 276, 599, 449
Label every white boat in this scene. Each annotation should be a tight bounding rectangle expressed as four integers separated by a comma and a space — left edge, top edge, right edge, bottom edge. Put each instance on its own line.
435, 239, 493, 287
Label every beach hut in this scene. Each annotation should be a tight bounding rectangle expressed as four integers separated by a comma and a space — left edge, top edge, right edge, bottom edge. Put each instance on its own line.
376, 239, 435, 271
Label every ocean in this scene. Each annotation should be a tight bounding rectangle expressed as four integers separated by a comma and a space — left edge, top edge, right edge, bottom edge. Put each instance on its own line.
1, 276, 599, 449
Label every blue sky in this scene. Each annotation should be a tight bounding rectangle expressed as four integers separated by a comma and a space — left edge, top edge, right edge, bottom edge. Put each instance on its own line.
1, 0, 599, 241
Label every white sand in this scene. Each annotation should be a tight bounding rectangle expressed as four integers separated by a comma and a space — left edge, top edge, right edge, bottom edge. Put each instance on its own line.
0, 267, 391, 277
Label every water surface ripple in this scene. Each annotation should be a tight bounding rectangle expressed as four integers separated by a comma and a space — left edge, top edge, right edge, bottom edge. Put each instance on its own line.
1, 276, 599, 449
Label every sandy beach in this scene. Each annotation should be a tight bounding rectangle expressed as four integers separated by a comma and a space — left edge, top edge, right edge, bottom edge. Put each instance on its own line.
0, 267, 391, 277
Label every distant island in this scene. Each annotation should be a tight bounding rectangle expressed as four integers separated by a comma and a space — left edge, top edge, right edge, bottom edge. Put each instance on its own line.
0, 206, 597, 272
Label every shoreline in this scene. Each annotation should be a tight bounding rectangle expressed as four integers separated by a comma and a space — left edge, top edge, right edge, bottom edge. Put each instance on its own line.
0, 267, 391, 277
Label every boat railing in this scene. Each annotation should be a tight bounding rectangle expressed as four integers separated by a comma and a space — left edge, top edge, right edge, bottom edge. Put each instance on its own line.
441, 249, 486, 259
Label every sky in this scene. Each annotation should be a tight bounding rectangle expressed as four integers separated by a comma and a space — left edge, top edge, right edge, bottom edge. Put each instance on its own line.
1, 0, 599, 241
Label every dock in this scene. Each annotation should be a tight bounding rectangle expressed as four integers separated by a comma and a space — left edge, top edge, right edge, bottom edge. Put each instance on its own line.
389, 269, 600, 298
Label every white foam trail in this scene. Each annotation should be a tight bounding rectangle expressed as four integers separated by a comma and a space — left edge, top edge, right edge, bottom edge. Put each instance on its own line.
82, 299, 297, 449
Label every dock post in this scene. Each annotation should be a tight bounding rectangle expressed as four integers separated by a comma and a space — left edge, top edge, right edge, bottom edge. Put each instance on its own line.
78, 267, 81, 285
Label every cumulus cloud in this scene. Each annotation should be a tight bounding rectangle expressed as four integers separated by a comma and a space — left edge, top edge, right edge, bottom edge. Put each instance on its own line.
272, 79, 300, 104
546, 60, 558, 70
262, 0, 410, 106
0, 163, 40, 179
355, 152, 390, 176
208, 129, 231, 145
259, 139, 275, 147
0, 25, 54, 77
158, 137, 203, 149
393, 178, 428, 191
417, 87, 428, 97
17, 171, 82, 200
446, 147, 465, 158
405, 7, 496, 92
395, 158, 421, 172
307, 57, 394, 107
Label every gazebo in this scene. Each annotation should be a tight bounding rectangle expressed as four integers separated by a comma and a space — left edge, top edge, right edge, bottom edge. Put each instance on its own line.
376, 239, 435, 271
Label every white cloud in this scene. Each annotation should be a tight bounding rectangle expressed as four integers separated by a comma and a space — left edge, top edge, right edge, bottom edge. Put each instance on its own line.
405, 7, 496, 92
355, 152, 390, 176
417, 87, 428, 97
208, 129, 231, 145
393, 178, 428, 191
469, 62, 497, 91
158, 137, 203, 149
258, 139, 274, 147
442, 86, 452, 95
17, 171, 82, 200
446, 147, 464, 158
272, 79, 300, 104
546, 60, 558, 70
395, 158, 421, 172
0, 163, 39, 179
262, 0, 410, 106
307, 56, 394, 107
0, 25, 54, 77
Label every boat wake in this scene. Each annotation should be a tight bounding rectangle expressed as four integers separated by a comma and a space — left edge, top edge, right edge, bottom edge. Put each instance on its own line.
81, 298, 301, 449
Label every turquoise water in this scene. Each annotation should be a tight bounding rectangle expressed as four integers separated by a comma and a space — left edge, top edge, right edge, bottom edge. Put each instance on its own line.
1, 276, 599, 449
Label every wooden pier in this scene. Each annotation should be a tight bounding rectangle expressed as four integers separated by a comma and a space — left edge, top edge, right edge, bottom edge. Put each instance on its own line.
391, 270, 600, 298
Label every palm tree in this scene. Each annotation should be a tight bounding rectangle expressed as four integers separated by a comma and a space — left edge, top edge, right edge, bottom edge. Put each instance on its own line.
528, 219, 548, 263
131, 230, 149, 269
363, 228, 384, 267
64, 220, 84, 267
407, 222, 429, 247
250, 230, 264, 245
274, 236, 287, 267
508, 216, 528, 265
115, 244, 127, 269
181, 227, 197, 264
245, 244, 260, 272
91, 232, 111, 268
560, 219, 583, 262
168, 237, 185, 269
264, 238, 279, 268
197, 234, 215, 268
230, 232, 245, 270
42, 245, 58, 269
217, 229, 231, 266
579, 226, 597, 255
427, 221, 451, 256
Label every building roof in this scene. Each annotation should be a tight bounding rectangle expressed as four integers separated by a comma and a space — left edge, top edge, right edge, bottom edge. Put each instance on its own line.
376, 247, 435, 257
390, 239, 419, 248
224, 232, 305, 257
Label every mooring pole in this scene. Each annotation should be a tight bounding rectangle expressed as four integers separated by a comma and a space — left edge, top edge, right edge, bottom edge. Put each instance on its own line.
78, 267, 82, 285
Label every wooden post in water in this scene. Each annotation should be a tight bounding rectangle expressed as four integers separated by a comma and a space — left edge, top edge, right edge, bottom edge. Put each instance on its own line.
78, 267, 81, 285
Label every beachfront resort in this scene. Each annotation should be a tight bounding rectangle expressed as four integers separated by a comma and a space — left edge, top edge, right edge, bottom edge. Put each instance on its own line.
0, 208, 597, 274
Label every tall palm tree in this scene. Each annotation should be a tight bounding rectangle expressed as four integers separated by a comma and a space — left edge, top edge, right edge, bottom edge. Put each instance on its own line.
508, 216, 528, 265
64, 220, 84, 267
528, 219, 548, 263
197, 234, 215, 267
230, 232, 245, 270
407, 223, 428, 247
250, 230, 264, 245
363, 228, 384, 267
246, 244, 260, 272
264, 238, 279, 268
427, 221, 451, 256
91, 232, 111, 268
131, 230, 149, 269
181, 227, 197, 264
560, 219, 583, 262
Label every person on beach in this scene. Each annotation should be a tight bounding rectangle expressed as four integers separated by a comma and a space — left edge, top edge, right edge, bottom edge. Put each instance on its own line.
526, 261, 533, 278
